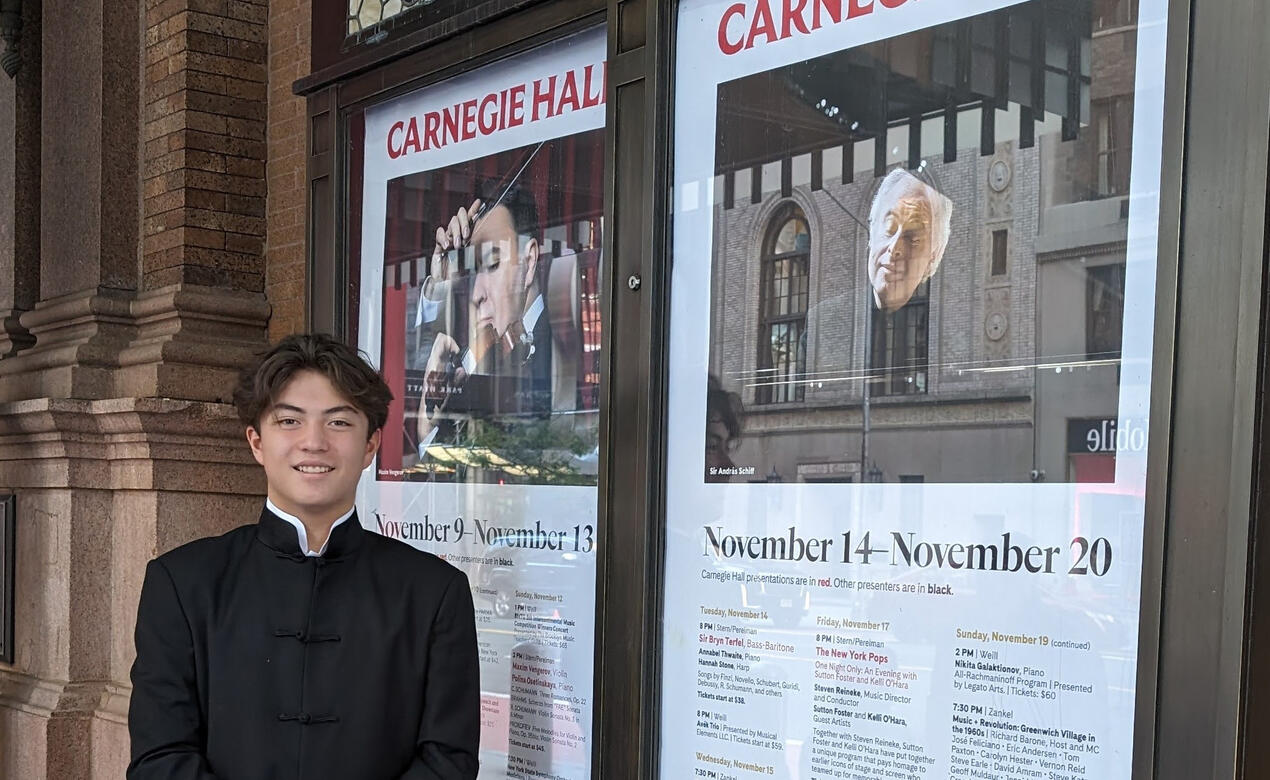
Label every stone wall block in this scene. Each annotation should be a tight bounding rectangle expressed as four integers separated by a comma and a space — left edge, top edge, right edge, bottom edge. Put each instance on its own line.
0, 400, 266, 777
0, 289, 138, 402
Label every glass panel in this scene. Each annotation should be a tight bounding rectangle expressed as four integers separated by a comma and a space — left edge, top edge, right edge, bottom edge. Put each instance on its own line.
1087, 263, 1126, 358
773, 217, 810, 255
666, 0, 1165, 777
345, 0, 486, 43
357, 28, 606, 779
347, 0, 422, 38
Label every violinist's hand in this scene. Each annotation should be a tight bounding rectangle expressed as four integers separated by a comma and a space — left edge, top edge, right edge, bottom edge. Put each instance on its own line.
431, 199, 483, 280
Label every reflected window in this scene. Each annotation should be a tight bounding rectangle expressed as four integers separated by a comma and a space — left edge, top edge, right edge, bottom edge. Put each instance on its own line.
1094, 0, 1137, 30
991, 230, 1009, 276
1087, 263, 1125, 359
579, 250, 603, 409
757, 204, 810, 404
871, 281, 929, 396
1093, 97, 1133, 197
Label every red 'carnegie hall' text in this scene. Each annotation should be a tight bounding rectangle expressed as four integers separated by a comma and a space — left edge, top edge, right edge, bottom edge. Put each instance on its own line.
386, 62, 607, 159
717, 0, 917, 55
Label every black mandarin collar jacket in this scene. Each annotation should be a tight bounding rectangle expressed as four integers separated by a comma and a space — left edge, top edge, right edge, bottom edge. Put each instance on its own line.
128, 507, 479, 779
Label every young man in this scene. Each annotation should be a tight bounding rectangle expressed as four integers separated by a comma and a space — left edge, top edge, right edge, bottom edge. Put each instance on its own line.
128, 334, 479, 779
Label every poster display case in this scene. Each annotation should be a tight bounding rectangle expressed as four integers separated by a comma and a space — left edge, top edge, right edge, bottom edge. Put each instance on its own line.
661, 0, 1167, 776
356, 27, 607, 779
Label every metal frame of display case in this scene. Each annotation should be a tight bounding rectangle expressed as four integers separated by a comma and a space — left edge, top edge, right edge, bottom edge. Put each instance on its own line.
297, 0, 1270, 776
1144, 0, 1270, 777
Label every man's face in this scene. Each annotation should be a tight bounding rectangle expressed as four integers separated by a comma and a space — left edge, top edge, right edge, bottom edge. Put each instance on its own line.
705, 414, 737, 475
246, 369, 380, 524
868, 175, 937, 312
470, 205, 537, 338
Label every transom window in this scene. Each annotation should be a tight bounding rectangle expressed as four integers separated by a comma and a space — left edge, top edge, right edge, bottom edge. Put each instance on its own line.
347, 0, 434, 43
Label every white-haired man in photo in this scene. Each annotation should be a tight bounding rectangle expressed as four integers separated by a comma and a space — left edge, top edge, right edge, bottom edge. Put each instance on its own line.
866, 168, 954, 312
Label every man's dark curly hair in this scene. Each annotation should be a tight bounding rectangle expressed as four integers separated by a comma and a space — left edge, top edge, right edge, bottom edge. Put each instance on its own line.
476, 179, 539, 239
233, 333, 393, 435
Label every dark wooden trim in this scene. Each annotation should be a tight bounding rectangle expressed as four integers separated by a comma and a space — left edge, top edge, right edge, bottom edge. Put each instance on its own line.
1145, 0, 1270, 777
1241, 131, 1270, 777
592, 0, 674, 777
306, 86, 341, 337
333, 9, 603, 112
343, 112, 366, 346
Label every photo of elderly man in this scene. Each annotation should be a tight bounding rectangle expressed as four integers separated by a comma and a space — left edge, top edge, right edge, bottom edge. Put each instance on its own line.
867, 168, 954, 312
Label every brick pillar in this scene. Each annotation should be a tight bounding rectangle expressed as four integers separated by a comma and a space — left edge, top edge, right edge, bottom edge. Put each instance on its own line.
266, 0, 311, 338
143, 0, 268, 294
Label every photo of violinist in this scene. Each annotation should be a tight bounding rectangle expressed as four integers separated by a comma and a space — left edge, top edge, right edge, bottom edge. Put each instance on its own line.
376, 130, 606, 485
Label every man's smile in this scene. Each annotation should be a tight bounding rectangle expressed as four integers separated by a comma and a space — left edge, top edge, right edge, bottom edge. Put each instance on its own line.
294, 464, 335, 474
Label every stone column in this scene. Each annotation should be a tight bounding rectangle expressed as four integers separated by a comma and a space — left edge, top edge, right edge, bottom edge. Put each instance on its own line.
0, 0, 147, 402
0, 0, 273, 405
0, 0, 39, 357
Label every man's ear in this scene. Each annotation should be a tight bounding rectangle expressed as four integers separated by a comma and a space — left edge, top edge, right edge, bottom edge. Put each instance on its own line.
362, 427, 383, 468
245, 426, 265, 466
522, 237, 539, 293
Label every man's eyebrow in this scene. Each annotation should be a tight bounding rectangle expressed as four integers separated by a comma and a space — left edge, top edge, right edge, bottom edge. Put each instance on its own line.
323, 405, 360, 415
269, 403, 360, 416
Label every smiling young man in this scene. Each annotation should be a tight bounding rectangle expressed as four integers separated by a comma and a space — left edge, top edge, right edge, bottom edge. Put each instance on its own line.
128, 334, 479, 779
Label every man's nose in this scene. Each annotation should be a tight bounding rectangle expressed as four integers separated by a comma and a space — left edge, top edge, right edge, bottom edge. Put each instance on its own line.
470, 273, 489, 306
886, 233, 904, 259
299, 423, 328, 450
